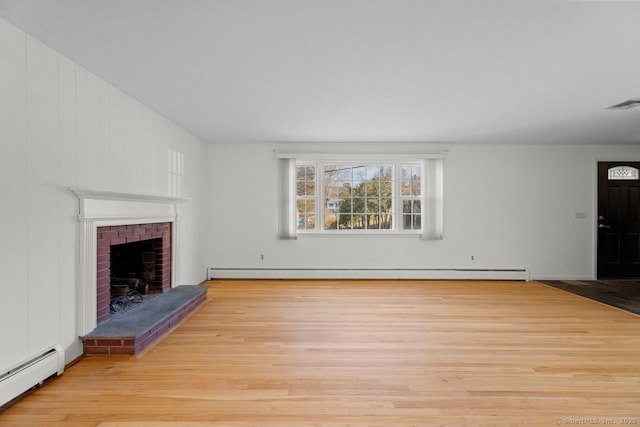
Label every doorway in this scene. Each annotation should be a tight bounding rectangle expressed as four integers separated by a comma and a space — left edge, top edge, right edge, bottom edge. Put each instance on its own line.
597, 162, 640, 279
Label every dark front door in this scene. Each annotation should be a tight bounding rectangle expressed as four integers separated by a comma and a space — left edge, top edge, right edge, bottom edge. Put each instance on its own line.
597, 162, 640, 279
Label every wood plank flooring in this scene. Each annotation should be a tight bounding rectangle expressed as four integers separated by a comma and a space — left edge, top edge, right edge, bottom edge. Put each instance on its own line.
2, 280, 640, 426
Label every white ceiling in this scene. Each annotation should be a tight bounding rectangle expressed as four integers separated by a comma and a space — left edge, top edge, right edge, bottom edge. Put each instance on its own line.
1, 0, 640, 145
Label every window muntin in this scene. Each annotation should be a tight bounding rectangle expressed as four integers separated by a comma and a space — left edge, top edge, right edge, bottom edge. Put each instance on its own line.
296, 160, 422, 233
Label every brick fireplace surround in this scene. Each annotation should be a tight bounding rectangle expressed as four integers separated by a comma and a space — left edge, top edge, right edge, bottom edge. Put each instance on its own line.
96, 222, 171, 325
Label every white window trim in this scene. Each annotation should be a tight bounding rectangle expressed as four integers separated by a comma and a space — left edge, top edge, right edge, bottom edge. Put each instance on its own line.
276, 150, 445, 240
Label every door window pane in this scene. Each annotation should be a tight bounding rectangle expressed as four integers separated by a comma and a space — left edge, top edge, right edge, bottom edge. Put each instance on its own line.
608, 166, 639, 180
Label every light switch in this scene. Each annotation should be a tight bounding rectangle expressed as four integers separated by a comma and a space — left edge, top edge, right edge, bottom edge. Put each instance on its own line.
575, 211, 588, 219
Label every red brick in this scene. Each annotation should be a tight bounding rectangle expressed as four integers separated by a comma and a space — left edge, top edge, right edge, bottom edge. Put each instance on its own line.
119, 230, 134, 239
99, 231, 118, 240
108, 346, 135, 356
95, 339, 127, 347
83, 346, 110, 356
125, 235, 141, 244
97, 261, 109, 272
110, 236, 126, 245
142, 335, 159, 348
97, 308, 110, 320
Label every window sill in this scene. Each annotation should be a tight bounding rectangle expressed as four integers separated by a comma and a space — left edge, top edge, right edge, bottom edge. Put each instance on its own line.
296, 231, 422, 238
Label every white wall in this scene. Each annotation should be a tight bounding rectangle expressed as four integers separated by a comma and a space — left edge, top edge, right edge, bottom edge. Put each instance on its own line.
204, 142, 640, 280
0, 17, 207, 369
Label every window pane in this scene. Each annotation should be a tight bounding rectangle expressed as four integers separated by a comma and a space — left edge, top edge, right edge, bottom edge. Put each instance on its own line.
338, 214, 354, 229
352, 197, 365, 214
296, 199, 315, 230
338, 183, 351, 197
401, 165, 421, 196
296, 165, 315, 196
403, 214, 420, 230
402, 200, 421, 214
414, 213, 421, 229
367, 183, 380, 197
380, 166, 393, 182
381, 197, 392, 212
608, 166, 639, 180
402, 200, 421, 230
368, 213, 392, 229
381, 184, 392, 198
325, 214, 338, 229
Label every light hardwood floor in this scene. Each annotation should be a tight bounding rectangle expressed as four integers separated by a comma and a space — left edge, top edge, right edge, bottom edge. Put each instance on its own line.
1, 280, 639, 426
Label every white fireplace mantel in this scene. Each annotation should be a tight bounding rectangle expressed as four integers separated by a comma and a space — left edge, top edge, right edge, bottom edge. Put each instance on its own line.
70, 187, 187, 222
70, 187, 188, 335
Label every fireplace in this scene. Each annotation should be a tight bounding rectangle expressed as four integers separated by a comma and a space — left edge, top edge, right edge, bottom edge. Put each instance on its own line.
96, 223, 171, 324
71, 187, 185, 336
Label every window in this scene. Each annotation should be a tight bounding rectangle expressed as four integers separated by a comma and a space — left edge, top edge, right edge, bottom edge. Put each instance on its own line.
277, 151, 444, 240
296, 164, 316, 230
294, 161, 424, 233
608, 165, 639, 180
401, 164, 422, 230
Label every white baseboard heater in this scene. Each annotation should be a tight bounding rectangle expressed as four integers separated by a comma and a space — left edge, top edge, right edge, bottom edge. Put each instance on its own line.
0, 345, 65, 408
208, 268, 530, 281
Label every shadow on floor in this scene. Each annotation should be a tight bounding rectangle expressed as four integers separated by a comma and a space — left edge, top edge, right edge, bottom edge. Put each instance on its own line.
538, 280, 640, 316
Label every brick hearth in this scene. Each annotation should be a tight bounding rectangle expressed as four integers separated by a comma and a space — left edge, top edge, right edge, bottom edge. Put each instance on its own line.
82, 285, 208, 356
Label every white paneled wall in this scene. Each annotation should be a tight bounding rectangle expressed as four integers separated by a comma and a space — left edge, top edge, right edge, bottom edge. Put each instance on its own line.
0, 17, 206, 369
0, 15, 29, 369
26, 30, 61, 356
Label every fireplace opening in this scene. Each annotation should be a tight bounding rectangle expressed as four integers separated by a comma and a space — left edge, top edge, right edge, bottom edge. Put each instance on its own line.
97, 222, 172, 325
110, 238, 162, 313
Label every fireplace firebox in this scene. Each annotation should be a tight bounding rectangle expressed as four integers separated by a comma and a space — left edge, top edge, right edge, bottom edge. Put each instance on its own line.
96, 222, 171, 324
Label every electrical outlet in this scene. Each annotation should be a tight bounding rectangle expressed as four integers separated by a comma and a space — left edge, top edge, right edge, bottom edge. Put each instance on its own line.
471, 255, 475, 261
260, 254, 264, 261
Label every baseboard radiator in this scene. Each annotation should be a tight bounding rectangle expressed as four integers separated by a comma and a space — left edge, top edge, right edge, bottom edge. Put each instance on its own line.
208, 268, 530, 281
0, 345, 65, 408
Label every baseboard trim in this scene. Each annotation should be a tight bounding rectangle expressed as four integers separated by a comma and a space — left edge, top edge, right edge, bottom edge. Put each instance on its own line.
208, 268, 530, 281
531, 276, 596, 281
